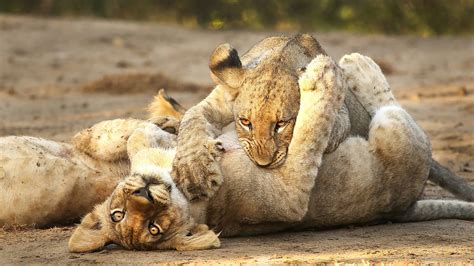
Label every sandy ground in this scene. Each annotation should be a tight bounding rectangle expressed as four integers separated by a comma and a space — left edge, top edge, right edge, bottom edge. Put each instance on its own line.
0, 15, 473, 264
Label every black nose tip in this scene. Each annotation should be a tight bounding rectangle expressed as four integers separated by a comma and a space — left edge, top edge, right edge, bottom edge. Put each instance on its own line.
133, 187, 153, 202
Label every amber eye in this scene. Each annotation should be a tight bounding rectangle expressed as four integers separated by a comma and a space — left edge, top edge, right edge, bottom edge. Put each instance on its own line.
110, 210, 125, 222
149, 224, 163, 236
275, 121, 287, 132
239, 118, 252, 130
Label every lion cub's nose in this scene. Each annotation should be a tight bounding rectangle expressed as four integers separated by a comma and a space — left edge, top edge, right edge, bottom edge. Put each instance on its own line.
133, 187, 153, 202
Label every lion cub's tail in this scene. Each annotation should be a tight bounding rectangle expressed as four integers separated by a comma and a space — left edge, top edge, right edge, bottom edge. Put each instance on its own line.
394, 200, 474, 222
428, 159, 474, 202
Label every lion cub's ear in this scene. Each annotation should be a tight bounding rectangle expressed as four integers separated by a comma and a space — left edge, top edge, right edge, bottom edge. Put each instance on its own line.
68, 206, 110, 253
148, 89, 186, 120
294, 33, 327, 58
209, 43, 245, 90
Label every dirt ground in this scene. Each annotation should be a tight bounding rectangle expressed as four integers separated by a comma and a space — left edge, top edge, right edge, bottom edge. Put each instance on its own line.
0, 15, 473, 264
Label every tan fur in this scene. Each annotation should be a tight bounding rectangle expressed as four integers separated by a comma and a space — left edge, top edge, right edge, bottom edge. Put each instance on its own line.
72, 118, 177, 162
69, 173, 220, 252
69, 129, 220, 252
0, 119, 175, 227
0, 114, 219, 250
172, 34, 360, 201
71, 53, 348, 251
1, 50, 471, 251
0, 136, 125, 227
69, 53, 473, 253
203, 54, 432, 234
148, 89, 185, 120
172, 34, 473, 206
71, 118, 146, 162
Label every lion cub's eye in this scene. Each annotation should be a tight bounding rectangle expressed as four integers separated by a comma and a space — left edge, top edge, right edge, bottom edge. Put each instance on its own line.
149, 223, 163, 236
239, 118, 252, 130
110, 209, 125, 222
275, 121, 287, 133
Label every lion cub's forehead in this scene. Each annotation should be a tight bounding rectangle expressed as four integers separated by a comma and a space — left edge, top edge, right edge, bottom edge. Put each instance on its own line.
235, 65, 300, 118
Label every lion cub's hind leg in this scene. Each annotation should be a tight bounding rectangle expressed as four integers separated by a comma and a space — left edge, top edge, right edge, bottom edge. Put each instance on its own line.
341, 53, 432, 213
340, 53, 399, 116
369, 106, 432, 213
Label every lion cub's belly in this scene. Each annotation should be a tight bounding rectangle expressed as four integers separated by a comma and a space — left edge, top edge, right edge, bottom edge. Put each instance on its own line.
0, 136, 120, 227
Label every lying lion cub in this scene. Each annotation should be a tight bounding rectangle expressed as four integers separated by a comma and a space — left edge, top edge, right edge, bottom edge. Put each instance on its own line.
69, 125, 221, 252
0, 119, 176, 227
68, 54, 474, 252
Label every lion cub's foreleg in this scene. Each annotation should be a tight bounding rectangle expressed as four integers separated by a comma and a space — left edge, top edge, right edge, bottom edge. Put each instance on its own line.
72, 119, 176, 162
340, 53, 399, 115
219, 55, 346, 225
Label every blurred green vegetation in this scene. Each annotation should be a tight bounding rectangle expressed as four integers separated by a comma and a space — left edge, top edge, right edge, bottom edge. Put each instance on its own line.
1, 0, 473, 35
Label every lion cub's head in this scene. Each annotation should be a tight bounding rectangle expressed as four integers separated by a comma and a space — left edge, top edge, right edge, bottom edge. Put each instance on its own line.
69, 150, 220, 252
209, 34, 325, 168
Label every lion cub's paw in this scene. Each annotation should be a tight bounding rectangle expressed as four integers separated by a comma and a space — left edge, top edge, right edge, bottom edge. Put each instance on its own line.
149, 116, 181, 135
172, 139, 224, 202
298, 55, 344, 110
299, 55, 338, 92
339, 53, 398, 115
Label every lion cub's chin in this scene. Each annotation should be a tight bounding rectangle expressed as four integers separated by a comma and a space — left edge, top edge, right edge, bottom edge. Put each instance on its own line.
68, 160, 220, 252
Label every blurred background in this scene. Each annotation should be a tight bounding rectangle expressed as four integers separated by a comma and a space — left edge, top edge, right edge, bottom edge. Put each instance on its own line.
1, 0, 473, 35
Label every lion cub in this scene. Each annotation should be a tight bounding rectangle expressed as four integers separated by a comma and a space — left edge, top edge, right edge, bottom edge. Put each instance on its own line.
70, 54, 474, 252
69, 127, 220, 252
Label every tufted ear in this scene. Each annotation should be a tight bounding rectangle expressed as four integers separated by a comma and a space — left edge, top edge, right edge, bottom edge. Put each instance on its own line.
148, 89, 186, 120
209, 43, 245, 90
68, 206, 110, 253
294, 33, 327, 58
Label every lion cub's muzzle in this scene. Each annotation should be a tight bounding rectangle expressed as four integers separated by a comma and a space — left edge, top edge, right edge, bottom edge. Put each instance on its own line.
248, 144, 288, 169
132, 187, 154, 203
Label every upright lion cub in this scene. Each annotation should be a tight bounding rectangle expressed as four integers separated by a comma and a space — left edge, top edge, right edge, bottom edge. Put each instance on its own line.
173, 34, 474, 203
172, 34, 353, 202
